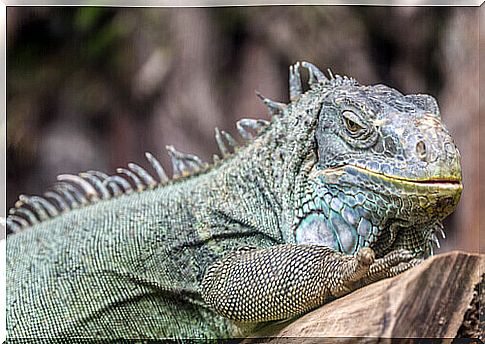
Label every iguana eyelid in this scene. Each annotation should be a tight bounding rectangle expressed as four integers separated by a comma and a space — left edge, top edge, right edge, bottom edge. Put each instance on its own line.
341, 110, 367, 137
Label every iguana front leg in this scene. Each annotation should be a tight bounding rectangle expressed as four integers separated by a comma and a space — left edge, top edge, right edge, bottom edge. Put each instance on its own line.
201, 245, 419, 322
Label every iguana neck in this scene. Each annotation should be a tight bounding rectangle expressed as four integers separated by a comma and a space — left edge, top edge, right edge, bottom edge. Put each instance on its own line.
199, 106, 319, 244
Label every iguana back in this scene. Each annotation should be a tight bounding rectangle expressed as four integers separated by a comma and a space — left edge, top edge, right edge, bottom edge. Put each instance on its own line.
8, 158, 281, 338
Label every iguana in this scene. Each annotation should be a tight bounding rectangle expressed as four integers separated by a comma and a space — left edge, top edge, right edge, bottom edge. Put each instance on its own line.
6, 62, 462, 340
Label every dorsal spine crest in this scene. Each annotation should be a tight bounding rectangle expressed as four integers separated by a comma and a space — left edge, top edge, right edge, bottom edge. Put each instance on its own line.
6, 62, 338, 234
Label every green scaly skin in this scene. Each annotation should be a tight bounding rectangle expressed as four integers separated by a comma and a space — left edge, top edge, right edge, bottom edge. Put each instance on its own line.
6, 62, 462, 340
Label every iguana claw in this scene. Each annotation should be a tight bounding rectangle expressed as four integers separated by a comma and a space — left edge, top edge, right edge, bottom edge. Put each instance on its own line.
333, 247, 420, 296
362, 249, 422, 287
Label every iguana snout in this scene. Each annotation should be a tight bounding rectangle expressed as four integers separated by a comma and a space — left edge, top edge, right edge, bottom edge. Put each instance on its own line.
375, 111, 462, 183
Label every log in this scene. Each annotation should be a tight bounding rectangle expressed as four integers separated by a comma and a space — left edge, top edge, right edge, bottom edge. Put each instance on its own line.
244, 251, 484, 342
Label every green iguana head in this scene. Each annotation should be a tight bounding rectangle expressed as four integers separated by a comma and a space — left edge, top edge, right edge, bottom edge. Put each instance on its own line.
285, 62, 462, 258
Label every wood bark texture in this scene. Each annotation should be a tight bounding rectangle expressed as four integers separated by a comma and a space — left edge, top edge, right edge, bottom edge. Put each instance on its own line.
243, 251, 484, 342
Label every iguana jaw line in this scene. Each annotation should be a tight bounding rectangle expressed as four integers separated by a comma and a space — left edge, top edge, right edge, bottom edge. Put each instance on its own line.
320, 165, 462, 190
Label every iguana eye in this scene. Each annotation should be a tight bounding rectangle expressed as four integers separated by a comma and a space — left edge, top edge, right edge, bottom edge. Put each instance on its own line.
342, 111, 365, 136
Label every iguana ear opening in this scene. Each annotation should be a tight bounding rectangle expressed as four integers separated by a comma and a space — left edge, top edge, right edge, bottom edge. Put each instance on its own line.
404, 94, 441, 118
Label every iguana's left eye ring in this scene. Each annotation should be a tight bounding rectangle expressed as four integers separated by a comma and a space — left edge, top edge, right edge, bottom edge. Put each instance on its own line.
342, 111, 366, 137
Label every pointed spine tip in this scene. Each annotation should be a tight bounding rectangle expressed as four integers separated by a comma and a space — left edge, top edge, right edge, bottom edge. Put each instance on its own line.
145, 151, 169, 184
255, 91, 286, 117
301, 61, 328, 84
221, 130, 238, 148
57, 174, 99, 202
289, 61, 303, 102
214, 127, 229, 158
128, 162, 157, 189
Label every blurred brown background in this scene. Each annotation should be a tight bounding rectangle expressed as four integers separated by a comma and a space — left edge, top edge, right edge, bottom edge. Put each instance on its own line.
6, 7, 480, 252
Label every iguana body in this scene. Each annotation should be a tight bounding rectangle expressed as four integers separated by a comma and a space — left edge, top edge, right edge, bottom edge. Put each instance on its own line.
6, 62, 462, 340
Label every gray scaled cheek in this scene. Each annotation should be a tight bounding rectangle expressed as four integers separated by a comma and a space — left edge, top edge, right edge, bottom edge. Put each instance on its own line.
295, 213, 339, 251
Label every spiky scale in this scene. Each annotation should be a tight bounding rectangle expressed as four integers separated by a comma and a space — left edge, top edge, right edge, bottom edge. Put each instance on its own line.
255, 92, 286, 116
183, 152, 204, 168
236, 120, 254, 141
44, 191, 70, 212
167, 146, 207, 177
221, 131, 238, 149
57, 175, 99, 202
79, 172, 111, 200
86, 171, 122, 196
53, 184, 81, 208
105, 180, 122, 196
117, 168, 145, 192
8, 214, 29, 228
289, 61, 302, 101
29, 196, 59, 217
302, 61, 328, 84
86, 170, 109, 180
145, 152, 169, 184
166, 145, 184, 177
236, 118, 270, 142
104, 176, 133, 195
214, 127, 229, 158
11, 207, 38, 225
431, 233, 441, 248
6, 217, 21, 233
128, 163, 158, 189
435, 222, 446, 239
56, 182, 89, 205
18, 195, 50, 222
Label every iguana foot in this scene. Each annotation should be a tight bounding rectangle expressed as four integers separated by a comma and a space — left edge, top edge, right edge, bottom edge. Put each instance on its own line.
331, 247, 421, 297
367, 248, 417, 279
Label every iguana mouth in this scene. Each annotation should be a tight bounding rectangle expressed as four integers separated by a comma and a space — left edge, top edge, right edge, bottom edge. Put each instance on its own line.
319, 165, 462, 191
348, 164, 461, 184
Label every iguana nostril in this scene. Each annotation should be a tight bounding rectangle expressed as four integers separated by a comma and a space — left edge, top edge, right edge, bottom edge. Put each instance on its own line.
416, 141, 427, 161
